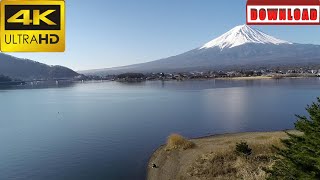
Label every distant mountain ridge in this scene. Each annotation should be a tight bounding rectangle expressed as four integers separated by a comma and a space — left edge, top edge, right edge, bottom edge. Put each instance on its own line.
80, 25, 320, 75
0, 53, 79, 80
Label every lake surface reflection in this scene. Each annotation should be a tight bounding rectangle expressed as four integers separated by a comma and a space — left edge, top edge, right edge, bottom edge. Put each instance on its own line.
0, 78, 319, 180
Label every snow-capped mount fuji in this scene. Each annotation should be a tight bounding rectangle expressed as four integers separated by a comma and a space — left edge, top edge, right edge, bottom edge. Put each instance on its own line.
80, 25, 320, 75
200, 25, 291, 50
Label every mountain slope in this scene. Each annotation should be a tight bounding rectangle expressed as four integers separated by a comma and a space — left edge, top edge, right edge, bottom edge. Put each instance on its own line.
80, 25, 320, 75
0, 53, 79, 80
200, 25, 291, 49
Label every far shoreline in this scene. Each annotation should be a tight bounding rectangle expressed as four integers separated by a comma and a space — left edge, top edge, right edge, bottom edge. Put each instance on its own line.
112, 75, 319, 83
180, 75, 318, 81
216, 76, 318, 81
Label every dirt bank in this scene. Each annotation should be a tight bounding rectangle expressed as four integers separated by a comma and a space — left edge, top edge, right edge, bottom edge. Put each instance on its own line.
147, 131, 298, 180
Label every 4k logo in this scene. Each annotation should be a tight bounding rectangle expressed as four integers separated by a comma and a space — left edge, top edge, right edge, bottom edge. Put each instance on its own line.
7, 8, 58, 26
1, 0, 65, 52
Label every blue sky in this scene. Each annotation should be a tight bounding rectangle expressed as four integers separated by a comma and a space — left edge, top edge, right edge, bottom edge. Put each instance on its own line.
8, 0, 320, 71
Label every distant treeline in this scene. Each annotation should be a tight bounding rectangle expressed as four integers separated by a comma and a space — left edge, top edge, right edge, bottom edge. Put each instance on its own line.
117, 73, 145, 79
0, 75, 12, 82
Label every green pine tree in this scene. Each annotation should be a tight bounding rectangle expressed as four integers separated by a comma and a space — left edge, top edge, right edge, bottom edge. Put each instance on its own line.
267, 98, 320, 180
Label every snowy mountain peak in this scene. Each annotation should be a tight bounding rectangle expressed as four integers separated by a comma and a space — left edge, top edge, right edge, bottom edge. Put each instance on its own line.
200, 25, 292, 50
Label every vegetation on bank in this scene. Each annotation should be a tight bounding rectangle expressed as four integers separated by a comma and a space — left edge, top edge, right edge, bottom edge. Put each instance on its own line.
165, 134, 195, 151
149, 98, 320, 180
187, 135, 283, 180
267, 98, 320, 179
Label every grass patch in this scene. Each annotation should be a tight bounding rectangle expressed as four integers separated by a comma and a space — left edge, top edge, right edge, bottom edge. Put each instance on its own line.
187, 138, 282, 180
165, 134, 195, 151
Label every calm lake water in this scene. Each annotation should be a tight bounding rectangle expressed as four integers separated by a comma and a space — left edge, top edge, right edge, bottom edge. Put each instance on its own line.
0, 78, 320, 180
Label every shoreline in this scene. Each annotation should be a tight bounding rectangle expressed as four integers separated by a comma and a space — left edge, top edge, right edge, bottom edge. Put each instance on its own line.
215, 76, 272, 80
189, 76, 317, 81
116, 76, 318, 83
147, 130, 298, 180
